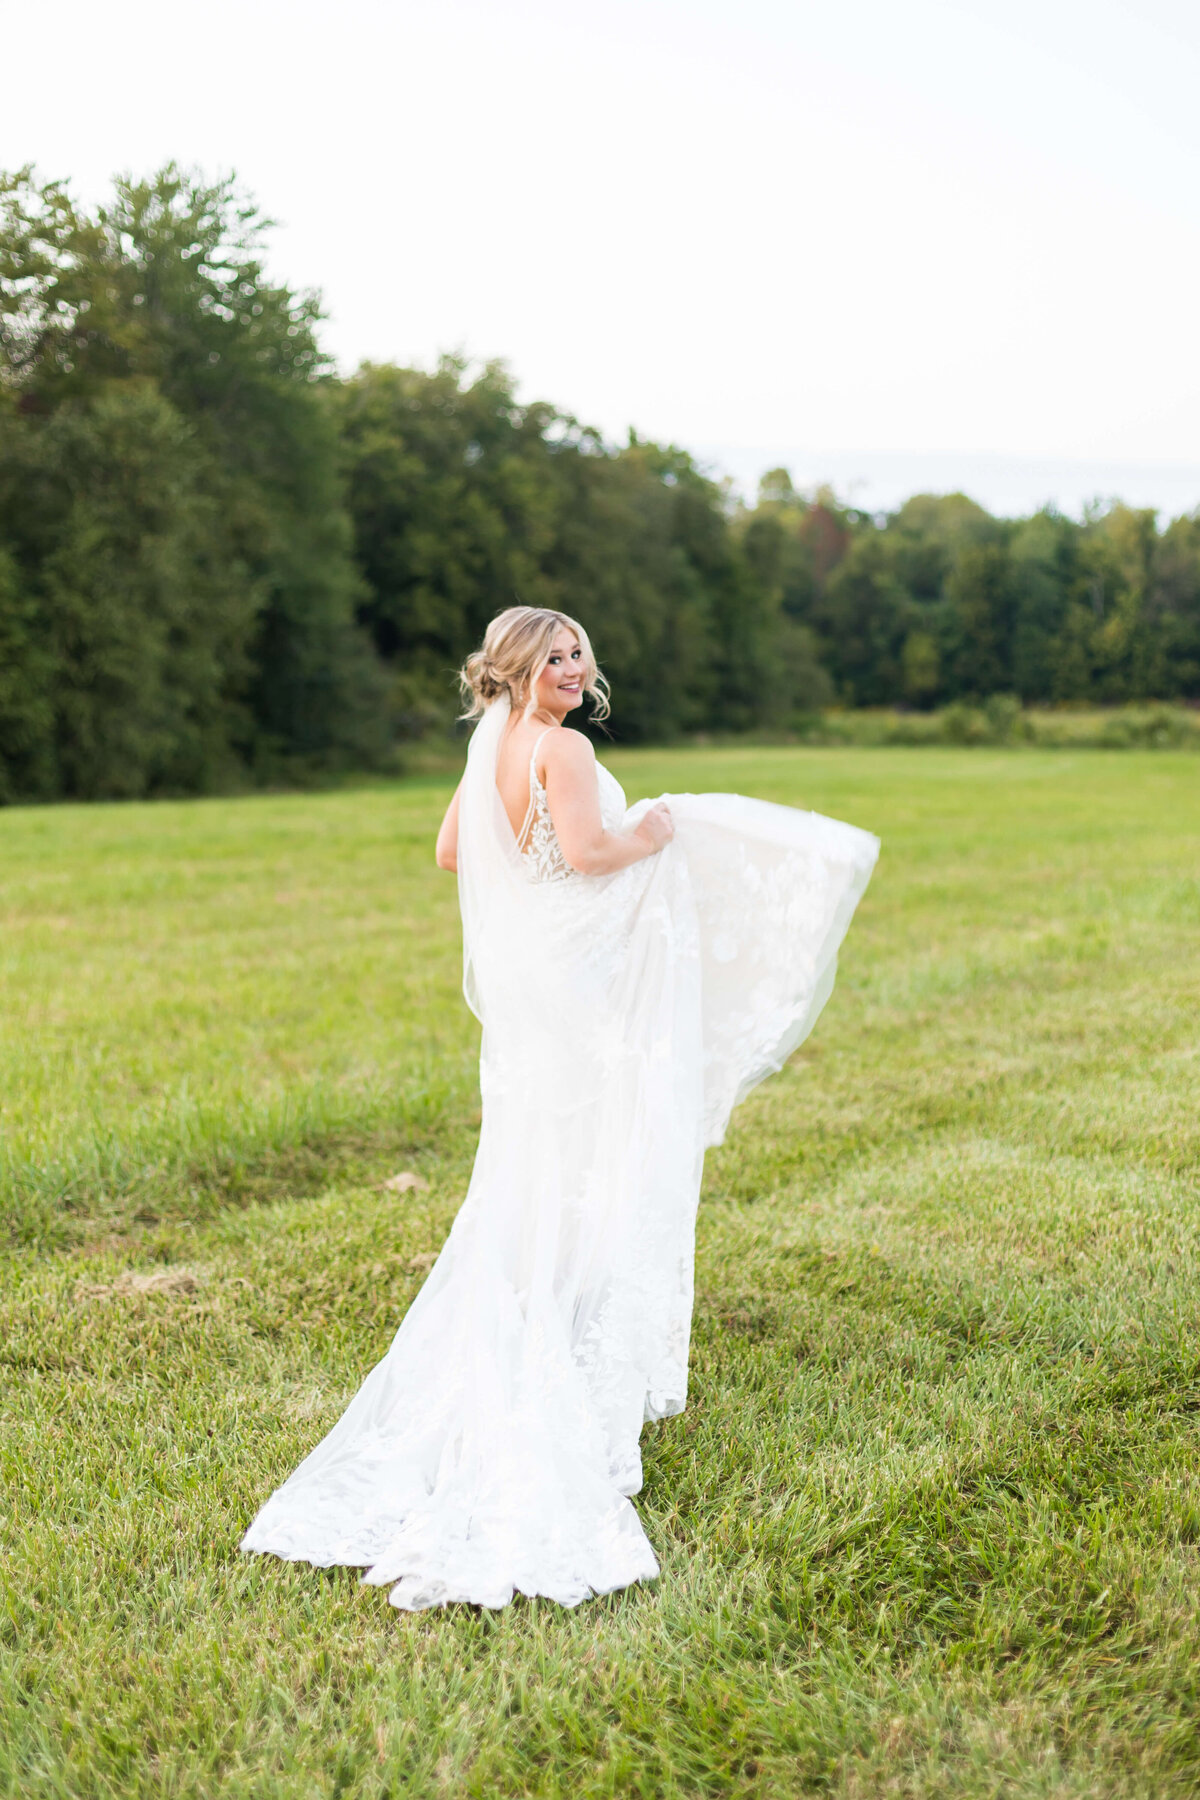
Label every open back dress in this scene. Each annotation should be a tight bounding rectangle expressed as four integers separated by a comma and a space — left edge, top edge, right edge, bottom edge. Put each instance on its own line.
241, 694, 879, 1609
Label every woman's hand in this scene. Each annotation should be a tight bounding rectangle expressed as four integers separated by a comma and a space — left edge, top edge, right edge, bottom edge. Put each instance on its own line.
634, 802, 674, 855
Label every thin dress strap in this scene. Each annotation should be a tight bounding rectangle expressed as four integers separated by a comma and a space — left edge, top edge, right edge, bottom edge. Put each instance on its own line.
515, 728, 554, 851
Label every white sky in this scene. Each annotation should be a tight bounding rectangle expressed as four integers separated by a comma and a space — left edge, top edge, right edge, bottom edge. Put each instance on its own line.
5, 0, 1200, 516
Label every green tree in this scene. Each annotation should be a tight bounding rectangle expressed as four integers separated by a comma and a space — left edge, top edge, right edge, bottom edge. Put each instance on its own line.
1007, 511, 1072, 702
333, 358, 564, 733
548, 439, 719, 739
943, 543, 1015, 698
0, 534, 54, 801
336, 362, 782, 742
0, 384, 259, 797
812, 531, 913, 706
0, 164, 385, 795
738, 472, 819, 625
901, 629, 940, 705
1148, 512, 1200, 697
888, 492, 998, 607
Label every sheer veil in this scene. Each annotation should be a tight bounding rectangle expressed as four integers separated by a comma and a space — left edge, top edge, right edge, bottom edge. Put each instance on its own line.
456, 690, 521, 1027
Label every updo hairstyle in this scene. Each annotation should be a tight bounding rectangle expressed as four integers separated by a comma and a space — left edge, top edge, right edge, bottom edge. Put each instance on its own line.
459, 606, 610, 722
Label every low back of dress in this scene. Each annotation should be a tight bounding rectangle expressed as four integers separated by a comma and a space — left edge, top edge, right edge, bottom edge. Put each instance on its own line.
513, 728, 574, 885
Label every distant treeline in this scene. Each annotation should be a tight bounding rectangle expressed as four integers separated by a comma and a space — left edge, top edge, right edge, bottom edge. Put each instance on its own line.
2, 166, 1199, 801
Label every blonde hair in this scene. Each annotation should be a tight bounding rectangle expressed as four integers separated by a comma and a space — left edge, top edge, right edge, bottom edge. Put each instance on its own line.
459, 606, 610, 722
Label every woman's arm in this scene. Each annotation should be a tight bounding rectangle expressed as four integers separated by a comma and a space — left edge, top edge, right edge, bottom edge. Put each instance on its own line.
544, 732, 672, 875
435, 782, 462, 872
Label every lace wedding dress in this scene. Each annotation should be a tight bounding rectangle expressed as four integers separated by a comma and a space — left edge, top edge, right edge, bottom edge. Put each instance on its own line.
241, 696, 878, 1609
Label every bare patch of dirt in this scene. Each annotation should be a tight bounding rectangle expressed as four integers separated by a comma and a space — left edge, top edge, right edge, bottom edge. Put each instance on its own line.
76, 1266, 202, 1301
382, 1171, 429, 1194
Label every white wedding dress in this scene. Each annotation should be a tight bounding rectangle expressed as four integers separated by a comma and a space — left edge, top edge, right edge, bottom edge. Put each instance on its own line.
241, 697, 878, 1609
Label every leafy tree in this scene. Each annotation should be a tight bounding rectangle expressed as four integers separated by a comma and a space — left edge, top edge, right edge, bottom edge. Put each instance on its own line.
0, 164, 385, 796
943, 543, 1015, 698
333, 358, 565, 732
812, 532, 913, 706
335, 362, 788, 741
1007, 511, 1072, 703
888, 492, 998, 606
548, 438, 720, 739
738, 473, 819, 626
1148, 512, 1200, 697
0, 534, 54, 801
0, 383, 260, 797
900, 629, 941, 706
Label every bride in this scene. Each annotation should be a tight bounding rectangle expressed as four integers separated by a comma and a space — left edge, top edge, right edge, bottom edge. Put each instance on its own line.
241, 606, 879, 1610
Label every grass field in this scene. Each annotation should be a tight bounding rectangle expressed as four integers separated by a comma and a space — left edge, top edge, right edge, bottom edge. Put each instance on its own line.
2, 747, 1200, 1799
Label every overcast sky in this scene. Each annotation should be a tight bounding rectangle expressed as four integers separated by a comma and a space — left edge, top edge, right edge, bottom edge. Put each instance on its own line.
5, 0, 1199, 515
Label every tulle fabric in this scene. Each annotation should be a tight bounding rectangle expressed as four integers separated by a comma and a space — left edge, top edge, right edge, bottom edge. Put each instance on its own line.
241, 699, 878, 1608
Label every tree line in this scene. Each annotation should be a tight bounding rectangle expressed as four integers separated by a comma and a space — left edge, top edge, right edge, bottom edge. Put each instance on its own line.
2, 165, 1198, 801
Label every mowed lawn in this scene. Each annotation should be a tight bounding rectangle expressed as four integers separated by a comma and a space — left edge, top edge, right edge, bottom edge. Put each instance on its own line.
2, 747, 1199, 1800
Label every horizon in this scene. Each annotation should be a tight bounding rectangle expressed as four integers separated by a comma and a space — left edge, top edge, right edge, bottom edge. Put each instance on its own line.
690, 444, 1200, 522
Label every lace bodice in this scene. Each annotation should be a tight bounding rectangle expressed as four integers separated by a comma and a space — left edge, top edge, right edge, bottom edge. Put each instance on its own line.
516, 730, 627, 885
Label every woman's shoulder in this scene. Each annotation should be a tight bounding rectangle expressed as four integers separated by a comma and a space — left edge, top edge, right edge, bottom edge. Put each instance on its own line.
540, 726, 595, 767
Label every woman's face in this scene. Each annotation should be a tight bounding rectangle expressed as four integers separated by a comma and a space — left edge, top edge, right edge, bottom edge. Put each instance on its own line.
533, 628, 586, 717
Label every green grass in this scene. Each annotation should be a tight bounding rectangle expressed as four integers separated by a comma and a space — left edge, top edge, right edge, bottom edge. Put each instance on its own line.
2, 747, 1199, 1799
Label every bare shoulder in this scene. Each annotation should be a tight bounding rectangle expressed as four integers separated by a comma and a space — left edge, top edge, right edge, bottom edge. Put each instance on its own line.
541, 727, 595, 769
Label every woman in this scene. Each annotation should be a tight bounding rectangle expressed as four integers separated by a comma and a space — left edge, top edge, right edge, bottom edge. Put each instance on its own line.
242, 607, 878, 1610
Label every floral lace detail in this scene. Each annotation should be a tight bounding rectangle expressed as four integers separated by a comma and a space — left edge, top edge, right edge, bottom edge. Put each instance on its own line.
518, 744, 577, 885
